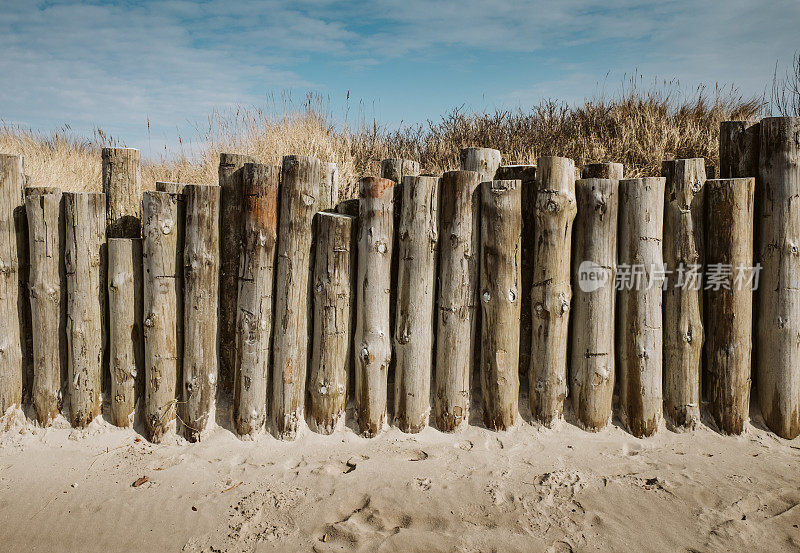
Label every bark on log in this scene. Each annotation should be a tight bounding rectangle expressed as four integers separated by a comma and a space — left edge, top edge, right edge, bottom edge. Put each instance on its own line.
182, 184, 220, 441
581, 162, 623, 180
530, 157, 577, 426
661, 159, 706, 429
234, 164, 279, 437
142, 191, 180, 442
219, 153, 255, 396
0, 154, 24, 414
108, 238, 143, 427
757, 116, 800, 439
64, 192, 106, 428
102, 148, 142, 238
26, 191, 64, 425
480, 179, 521, 430
720, 121, 760, 179
704, 178, 754, 434
495, 165, 536, 386
310, 212, 353, 434
272, 155, 321, 439
570, 178, 618, 431
394, 175, 439, 433
617, 177, 666, 437
435, 170, 481, 431
354, 177, 394, 437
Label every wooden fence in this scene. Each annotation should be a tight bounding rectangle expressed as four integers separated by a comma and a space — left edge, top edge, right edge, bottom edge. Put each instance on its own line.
0, 118, 798, 441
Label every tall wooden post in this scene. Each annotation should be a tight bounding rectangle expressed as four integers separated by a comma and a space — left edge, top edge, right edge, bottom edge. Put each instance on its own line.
310, 212, 353, 434
354, 177, 394, 437
719, 121, 760, 179
182, 184, 220, 441
0, 154, 24, 414
757, 116, 800, 440
336, 197, 359, 397
64, 192, 106, 428
108, 237, 142, 428
661, 159, 706, 429
219, 153, 255, 396
102, 148, 142, 238
142, 191, 180, 442
460, 148, 501, 183
480, 179, 521, 430
618, 177, 666, 437
26, 190, 64, 425
581, 162, 623, 180
495, 165, 536, 387
393, 175, 439, 433
435, 170, 480, 431
530, 157, 577, 426
272, 155, 321, 439
570, 178, 618, 431
704, 178, 755, 434
235, 164, 280, 437
320, 162, 340, 211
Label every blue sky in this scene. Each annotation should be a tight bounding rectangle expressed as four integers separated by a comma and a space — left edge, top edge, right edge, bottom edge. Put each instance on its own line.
1, 0, 798, 158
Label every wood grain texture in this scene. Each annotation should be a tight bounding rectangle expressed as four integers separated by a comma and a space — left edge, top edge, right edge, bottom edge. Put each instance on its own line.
102, 148, 142, 238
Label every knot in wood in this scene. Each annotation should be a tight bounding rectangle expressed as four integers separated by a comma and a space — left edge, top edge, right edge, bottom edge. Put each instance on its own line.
507, 288, 517, 302
160, 219, 174, 235
482, 290, 491, 303
301, 193, 316, 207
376, 241, 387, 254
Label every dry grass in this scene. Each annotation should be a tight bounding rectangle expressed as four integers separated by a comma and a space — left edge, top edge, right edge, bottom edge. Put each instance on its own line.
1, 79, 765, 199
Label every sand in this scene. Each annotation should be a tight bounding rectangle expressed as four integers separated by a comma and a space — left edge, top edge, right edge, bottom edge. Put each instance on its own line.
0, 401, 798, 553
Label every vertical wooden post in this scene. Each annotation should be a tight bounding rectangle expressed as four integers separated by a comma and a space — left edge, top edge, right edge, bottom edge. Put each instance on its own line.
393, 175, 439, 433
142, 191, 180, 442
570, 178, 618, 431
581, 162, 623, 180
64, 192, 106, 428
495, 165, 536, 390
102, 148, 142, 238
661, 159, 706, 429
0, 154, 24, 414
719, 121, 760, 179
182, 184, 220, 441
234, 164, 280, 437
757, 116, 800, 440
310, 212, 353, 433
530, 157, 577, 426
272, 155, 321, 439
618, 177, 666, 437
435, 170, 480, 431
704, 178, 755, 434
460, 148, 501, 183
26, 191, 64, 425
336, 197, 359, 397
320, 162, 340, 210
219, 153, 255, 396
480, 179, 521, 430
108, 237, 143, 428
354, 177, 394, 437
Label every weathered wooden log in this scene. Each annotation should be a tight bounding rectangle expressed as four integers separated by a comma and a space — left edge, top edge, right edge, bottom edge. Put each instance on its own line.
495, 165, 536, 386
0, 154, 24, 414
617, 177, 666, 437
704, 178, 754, 434
354, 177, 394, 437
661, 159, 706, 429
460, 148, 501, 183
64, 192, 106, 428
102, 148, 142, 238
320, 162, 340, 211
219, 153, 255, 396
435, 170, 480, 431
530, 157, 577, 426
480, 179, 521, 430
107, 238, 143, 427
181, 184, 220, 441
393, 175, 439, 433
142, 191, 180, 442
16, 187, 33, 406
335, 197, 359, 397
310, 212, 353, 433
272, 155, 321, 439
719, 121, 760, 179
581, 162, 623, 180
570, 178, 618, 431
234, 164, 279, 437
25, 191, 64, 425
757, 116, 800, 439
